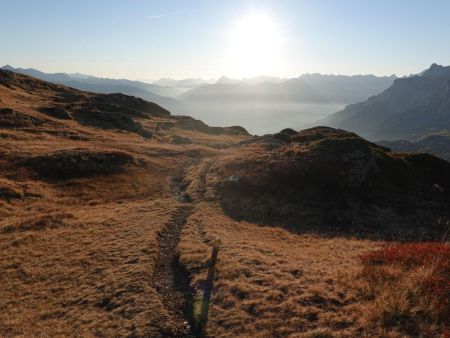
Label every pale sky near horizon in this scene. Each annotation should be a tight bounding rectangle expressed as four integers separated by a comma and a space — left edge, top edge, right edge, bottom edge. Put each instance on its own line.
1, 0, 449, 80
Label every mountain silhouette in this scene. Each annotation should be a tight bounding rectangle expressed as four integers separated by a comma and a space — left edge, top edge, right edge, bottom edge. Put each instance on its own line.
321, 64, 450, 141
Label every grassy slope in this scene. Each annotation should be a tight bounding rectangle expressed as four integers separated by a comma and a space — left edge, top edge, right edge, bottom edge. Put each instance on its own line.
1, 72, 448, 337
179, 202, 379, 337
0, 77, 248, 336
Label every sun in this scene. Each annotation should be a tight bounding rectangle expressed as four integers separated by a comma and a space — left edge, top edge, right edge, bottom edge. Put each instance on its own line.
228, 12, 282, 78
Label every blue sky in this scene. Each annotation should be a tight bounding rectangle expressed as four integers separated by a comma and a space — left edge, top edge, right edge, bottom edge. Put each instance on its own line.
1, 0, 449, 80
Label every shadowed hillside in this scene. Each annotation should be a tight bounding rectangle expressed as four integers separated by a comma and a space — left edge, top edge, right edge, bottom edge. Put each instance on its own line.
209, 127, 450, 240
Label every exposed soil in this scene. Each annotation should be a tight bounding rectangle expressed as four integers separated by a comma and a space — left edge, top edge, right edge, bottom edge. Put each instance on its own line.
153, 169, 197, 337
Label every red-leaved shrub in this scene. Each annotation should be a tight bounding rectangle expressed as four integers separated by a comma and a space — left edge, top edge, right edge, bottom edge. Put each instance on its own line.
360, 242, 450, 334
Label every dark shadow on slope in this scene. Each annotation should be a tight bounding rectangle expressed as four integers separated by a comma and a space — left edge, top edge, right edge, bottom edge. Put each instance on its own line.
23, 149, 138, 180
216, 127, 450, 241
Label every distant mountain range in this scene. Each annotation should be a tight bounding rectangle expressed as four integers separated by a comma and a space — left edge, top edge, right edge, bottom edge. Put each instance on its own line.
319, 63, 450, 161
1, 65, 397, 135
321, 64, 450, 140
177, 74, 395, 134
215, 75, 287, 85
152, 77, 214, 90
181, 74, 396, 105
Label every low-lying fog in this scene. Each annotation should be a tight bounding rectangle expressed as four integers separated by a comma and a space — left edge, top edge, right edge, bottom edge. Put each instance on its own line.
178, 102, 343, 135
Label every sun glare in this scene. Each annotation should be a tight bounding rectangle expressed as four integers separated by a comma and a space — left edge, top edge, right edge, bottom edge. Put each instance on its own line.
228, 12, 282, 78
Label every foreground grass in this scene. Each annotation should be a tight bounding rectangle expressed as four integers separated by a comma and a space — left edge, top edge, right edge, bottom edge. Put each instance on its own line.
179, 202, 380, 337
178, 195, 450, 337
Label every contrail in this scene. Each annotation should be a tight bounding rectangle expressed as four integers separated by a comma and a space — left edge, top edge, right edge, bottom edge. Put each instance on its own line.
148, 13, 176, 20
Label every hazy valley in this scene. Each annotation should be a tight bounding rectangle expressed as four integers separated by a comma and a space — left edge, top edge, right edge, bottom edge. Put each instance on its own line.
2, 65, 395, 135
5, 63, 449, 162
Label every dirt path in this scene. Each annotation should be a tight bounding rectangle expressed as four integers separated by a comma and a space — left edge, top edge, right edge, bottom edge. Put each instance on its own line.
153, 204, 194, 337
153, 165, 197, 337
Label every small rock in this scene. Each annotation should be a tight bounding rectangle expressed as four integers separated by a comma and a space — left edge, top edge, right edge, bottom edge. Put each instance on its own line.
225, 175, 239, 183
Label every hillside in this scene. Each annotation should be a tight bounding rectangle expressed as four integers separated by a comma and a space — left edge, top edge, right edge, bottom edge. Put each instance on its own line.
211, 127, 450, 240
321, 64, 450, 141
0, 70, 448, 337
1, 65, 183, 112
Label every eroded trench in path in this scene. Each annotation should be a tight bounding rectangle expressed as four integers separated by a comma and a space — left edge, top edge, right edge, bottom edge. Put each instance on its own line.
153, 164, 198, 337
153, 204, 195, 337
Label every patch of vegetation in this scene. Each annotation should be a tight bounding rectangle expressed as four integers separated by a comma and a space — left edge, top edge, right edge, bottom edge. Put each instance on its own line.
0, 108, 45, 128
291, 126, 357, 143
178, 203, 377, 337
1, 214, 72, 233
73, 109, 153, 138
39, 107, 72, 120
0, 186, 22, 201
25, 149, 137, 180
0, 179, 23, 201
358, 243, 450, 336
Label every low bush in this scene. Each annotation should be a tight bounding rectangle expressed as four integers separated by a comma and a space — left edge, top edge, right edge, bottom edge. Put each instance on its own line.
359, 242, 449, 336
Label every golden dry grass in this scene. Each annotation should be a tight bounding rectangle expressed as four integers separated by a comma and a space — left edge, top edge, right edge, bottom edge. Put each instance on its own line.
2, 72, 447, 337
179, 202, 380, 337
0, 75, 248, 336
1, 199, 176, 336
355, 243, 450, 337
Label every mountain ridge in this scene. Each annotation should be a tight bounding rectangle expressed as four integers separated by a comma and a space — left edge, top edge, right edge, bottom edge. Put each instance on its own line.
182, 73, 396, 105
321, 63, 450, 141
2, 65, 398, 134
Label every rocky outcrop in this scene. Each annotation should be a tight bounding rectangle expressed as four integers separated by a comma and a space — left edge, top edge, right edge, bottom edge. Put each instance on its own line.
0, 69, 17, 88
39, 107, 73, 120
0, 108, 46, 128
25, 149, 138, 180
